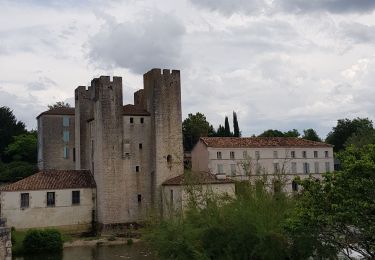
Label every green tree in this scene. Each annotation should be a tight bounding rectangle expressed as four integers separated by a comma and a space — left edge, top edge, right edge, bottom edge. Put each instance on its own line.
47, 101, 70, 110
182, 113, 215, 151
224, 116, 231, 137
285, 145, 375, 258
345, 128, 375, 148
284, 129, 300, 137
326, 117, 373, 152
302, 128, 322, 142
0, 107, 26, 160
233, 111, 240, 137
4, 131, 37, 163
215, 125, 226, 137
258, 129, 285, 137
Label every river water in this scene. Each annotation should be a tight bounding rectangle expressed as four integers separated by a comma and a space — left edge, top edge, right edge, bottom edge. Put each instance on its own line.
13, 243, 154, 260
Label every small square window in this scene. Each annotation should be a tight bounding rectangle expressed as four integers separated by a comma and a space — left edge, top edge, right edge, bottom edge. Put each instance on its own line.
72, 190, 80, 205
140, 118, 144, 124
130, 117, 134, 123
47, 192, 55, 207
217, 152, 222, 159
139, 143, 142, 149
21, 193, 29, 208
136, 166, 140, 172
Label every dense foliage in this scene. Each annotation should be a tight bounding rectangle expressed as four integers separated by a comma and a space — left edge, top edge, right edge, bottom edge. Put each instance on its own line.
301, 128, 322, 142
47, 101, 70, 110
258, 129, 300, 138
326, 117, 373, 152
182, 113, 215, 151
23, 229, 63, 254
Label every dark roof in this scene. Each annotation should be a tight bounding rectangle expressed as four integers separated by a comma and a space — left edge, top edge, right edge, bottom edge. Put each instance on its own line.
0, 170, 96, 192
37, 105, 150, 119
200, 137, 333, 148
123, 104, 150, 116
37, 107, 75, 118
162, 171, 234, 186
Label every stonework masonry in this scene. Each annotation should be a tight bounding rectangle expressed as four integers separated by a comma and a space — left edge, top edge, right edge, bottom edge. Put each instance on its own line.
37, 68, 184, 227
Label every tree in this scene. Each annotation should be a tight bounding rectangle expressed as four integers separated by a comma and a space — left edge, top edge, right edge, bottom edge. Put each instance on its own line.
47, 101, 71, 110
345, 128, 375, 148
216, 124, 226, 137
0, 107, 26, 160
182, 113, 215, 151
326, 117, 373, 152
233, 111, 241, 137
284, 129, 300, 138
285, 145, 375, 258
258, 129, 285, 137
302, 128, 322, 142
224, 116, 231, 137
4, 131, 37, 163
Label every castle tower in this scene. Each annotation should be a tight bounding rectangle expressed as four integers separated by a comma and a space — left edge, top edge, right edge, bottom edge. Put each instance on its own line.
143, 69, 184, 207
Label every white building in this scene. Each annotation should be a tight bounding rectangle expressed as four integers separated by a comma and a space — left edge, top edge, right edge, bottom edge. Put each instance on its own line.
192, 137, 334, 192
0, 170, 95, 231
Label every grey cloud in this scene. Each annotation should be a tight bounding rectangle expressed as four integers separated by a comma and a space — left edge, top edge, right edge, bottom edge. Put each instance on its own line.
189, 0, 375, 15
88, 12, 186, 74
340, 22, 375, 44
27, 77, 57, 91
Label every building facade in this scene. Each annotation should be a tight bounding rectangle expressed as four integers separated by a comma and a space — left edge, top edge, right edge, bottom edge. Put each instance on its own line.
34, 68, 184, 228
192, 137, 334, 192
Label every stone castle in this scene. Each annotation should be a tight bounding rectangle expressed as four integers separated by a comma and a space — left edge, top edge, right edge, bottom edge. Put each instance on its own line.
37, 68, 184, 227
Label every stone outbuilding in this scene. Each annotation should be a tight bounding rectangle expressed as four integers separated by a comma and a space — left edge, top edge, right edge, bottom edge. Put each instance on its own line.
0, 170, 96, 231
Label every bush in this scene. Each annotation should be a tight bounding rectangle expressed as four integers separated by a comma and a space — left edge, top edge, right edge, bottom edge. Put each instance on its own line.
23, 229, 63, 254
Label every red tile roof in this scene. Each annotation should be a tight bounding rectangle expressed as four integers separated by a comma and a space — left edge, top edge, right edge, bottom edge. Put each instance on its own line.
123, 104, 150, 116
37, 105, 150, 118
162, 171, 234, 186
200, 137, 333, 148
37, 107, 75, 118
0, 170, 96, 192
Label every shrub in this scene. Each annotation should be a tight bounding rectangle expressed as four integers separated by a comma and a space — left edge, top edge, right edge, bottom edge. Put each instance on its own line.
23, 229, 63, 254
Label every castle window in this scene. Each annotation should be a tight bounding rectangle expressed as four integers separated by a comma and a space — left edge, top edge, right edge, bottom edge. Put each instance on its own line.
72, 191, 80, 205
130, 117, 134, 123
217, 152, 222, 159
139, 143, 143, 149
314, 162, 319, 173
73, 148, 76, 162
140, 118, 144, 124
167, 155, 172, 168
230, 151, 235, 159
314, 151, 318, 158
63, 146, 69, 159
303, 162, 310, 174
136, 166, 140, 172
63, 130, 70, 142
292, 181, 298, 192
170, 190, 174, 203
63, 116, 69, 127
20, 193, 29, 208
137, 194, 142, 203
47, 192, 55, 207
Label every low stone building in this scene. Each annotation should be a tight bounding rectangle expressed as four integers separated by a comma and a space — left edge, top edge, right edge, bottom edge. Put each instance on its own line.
192, 137, 334, 192
162, 171, 235, 214
0, 170, 95, 231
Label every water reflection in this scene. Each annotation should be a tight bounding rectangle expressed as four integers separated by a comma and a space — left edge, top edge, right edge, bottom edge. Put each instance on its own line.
14, 243, 154, 260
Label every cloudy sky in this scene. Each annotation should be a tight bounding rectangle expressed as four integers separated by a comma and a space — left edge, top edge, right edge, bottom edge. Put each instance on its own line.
1, 0, 375, 138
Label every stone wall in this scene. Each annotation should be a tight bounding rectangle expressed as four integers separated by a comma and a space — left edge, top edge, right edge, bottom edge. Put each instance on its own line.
0, 219, 11, 260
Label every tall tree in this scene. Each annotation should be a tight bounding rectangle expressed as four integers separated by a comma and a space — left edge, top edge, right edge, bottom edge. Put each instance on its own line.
4, 131, 37, 163
326, 117, 373, 152
182, 113, 215, 151
224, 116, 231, 137
233, 111, 240, 137
302, 129, 322, 142
47, 101, 71, 110
216, 125, 226, 137
0, 107, 26, 160
345, 128, 375, 148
